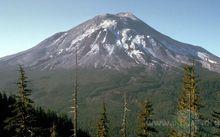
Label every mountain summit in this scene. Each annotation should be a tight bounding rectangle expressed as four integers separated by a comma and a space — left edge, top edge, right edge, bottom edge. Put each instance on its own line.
1, 12, 220, 72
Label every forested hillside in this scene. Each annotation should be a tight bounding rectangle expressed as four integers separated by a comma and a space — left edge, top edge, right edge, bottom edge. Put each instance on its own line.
1, 65, 220, 136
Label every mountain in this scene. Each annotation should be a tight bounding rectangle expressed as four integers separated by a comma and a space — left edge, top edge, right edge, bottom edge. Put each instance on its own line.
0, 12, 220, 72
1, 12, 220, 136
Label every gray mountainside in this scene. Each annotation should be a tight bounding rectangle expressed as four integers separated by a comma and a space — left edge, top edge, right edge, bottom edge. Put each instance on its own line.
1, 12, 220, 72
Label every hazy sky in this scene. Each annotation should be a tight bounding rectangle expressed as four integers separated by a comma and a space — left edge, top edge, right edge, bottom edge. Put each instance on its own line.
0, 0, 220, 57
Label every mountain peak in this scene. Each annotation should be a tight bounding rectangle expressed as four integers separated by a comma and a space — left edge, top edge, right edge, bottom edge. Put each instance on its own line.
1, 12, 220, 73
94, 12, 138, 21
116, 12, 138, 20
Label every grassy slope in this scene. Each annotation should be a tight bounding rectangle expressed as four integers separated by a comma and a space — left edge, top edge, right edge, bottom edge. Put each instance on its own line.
0, 66, 220, 136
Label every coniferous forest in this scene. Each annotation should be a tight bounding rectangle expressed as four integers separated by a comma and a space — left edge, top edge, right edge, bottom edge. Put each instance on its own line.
0, 64, 220, 137
0, 66, 90, 137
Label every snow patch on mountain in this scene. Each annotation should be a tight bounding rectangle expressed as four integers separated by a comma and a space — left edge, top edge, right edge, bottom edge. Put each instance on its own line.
102, 32, 108, 44
105, 44, 114, 55
129, 50, 145, 64
88, 44, 99, 55
52, 32, 68, 46
57, 49, 64, 55
117, 12, 138, 20
100, 20, 117, 29
132, 35, 146, 46
71, 30, 92, 46
209, 59, 217, 64
70, 19, 117, 48
198, 52, 217, 64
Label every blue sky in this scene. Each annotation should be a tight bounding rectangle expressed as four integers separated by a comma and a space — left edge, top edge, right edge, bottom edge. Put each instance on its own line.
0, 0, 220, 57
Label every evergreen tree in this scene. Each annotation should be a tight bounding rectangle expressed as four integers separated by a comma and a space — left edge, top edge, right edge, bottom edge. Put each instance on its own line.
171, 64, 201, 137
136, 100, 157, 137
0, 92, 16, 136
77, 129, 91, 137
120, 92, 129, 137
169, 129, 179, 137
4, 65, 35, 137
96, 102, 109, 137
1, 92, 88, 137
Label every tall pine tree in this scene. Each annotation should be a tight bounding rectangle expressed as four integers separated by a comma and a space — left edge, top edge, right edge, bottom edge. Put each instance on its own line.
4, 65, 35, 137
136, 100, 157, 137
171, 64, 201, 137
96, 102, 109, 137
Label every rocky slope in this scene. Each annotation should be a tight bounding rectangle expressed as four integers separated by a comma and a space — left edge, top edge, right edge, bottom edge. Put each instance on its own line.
1, 12, 220, 72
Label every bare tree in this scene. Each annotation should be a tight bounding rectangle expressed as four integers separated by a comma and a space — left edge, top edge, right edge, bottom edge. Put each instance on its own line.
71, 45, 78, 137
121, 92, 129, 137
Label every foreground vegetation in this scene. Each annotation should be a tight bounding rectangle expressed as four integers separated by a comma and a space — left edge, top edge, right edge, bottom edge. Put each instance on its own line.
0, 64, 220, 137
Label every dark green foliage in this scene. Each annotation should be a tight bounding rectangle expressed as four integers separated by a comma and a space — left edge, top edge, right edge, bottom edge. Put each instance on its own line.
211, 111, 220, 136
0, 92, 16, 136
0, 92, 91, 137
0, 66, 91, 137
1, 66, 220, 136
4, 65, 35, 137
32, 107, 73, 137
77, 129, 91, 137
97, 102, 109, 137
136, 101, 157, 137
